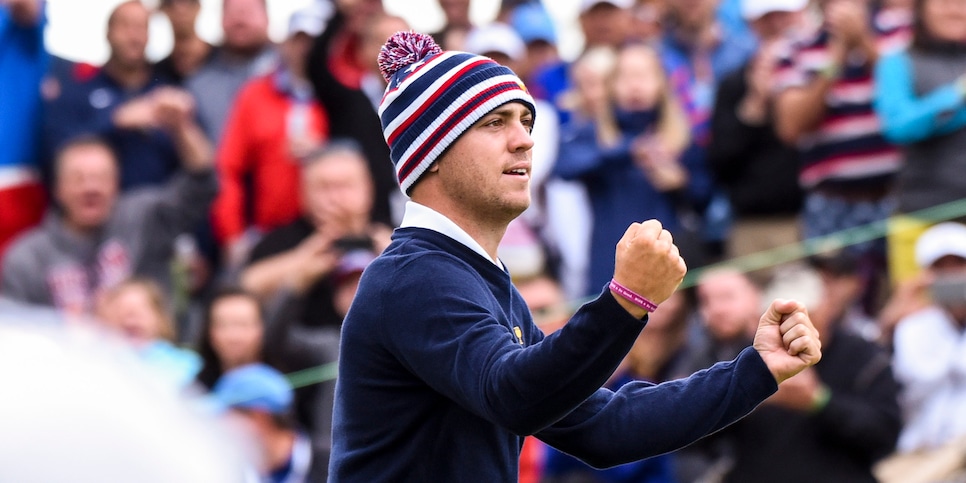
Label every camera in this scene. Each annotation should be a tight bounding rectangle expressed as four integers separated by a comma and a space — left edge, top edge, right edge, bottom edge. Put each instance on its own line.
333, 235, 374, 252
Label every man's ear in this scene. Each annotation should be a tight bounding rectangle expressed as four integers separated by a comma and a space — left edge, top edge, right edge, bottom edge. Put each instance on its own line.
428, 162, 440, 173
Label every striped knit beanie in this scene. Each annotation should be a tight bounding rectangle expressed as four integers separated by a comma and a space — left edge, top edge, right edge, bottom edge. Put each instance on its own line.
377, 31, 536, 194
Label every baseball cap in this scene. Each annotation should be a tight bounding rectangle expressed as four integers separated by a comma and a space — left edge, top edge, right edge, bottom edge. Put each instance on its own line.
510, 3, 557, 45
211, 363, 293, 414
915, 222, 966, 268
580, 0, 633, 14
741, 0, 808, 21
287, 3, 332, 38
464, 22, 527, 62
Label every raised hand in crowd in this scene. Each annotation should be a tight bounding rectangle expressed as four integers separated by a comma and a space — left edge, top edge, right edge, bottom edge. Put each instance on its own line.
287, 233, 341, 294
631, 133, 688, 192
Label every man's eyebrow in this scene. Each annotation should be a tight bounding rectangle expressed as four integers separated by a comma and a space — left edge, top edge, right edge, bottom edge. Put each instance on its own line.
487, 106, 533, 119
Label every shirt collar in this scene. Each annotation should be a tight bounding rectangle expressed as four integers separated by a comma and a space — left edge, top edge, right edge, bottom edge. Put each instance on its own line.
400, 201, 503, 268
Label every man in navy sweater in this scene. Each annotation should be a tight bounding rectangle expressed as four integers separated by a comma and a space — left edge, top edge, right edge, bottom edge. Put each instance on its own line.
328, 32, 823, 482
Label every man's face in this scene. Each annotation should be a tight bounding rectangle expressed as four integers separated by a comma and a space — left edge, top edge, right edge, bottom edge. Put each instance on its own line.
431, 102, 534, 224
301, 152, 374, 231
55, 144, 119, 231
222, 0, 269, 52
580, 2, 631, 48
697, 271, 761, 342
107, 2, 149, 66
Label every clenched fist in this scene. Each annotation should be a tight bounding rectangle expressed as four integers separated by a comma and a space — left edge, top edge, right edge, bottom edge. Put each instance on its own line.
611, 220, 687, 318
753, 299, 823, 384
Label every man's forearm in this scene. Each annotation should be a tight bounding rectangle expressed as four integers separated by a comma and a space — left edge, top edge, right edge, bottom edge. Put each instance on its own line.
775, 80, 833, 144
172, 121, 213, 172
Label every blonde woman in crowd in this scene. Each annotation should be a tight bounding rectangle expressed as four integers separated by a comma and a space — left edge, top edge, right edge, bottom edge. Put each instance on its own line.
554, 42, 712, 296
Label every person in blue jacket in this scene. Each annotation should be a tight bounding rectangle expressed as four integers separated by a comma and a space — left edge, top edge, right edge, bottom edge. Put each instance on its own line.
328, 31, 823, 482
874, 0, 966, 282
555, 42, 713, 296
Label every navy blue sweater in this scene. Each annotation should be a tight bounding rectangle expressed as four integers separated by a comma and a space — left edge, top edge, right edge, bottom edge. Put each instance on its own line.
328, 228, 777, 482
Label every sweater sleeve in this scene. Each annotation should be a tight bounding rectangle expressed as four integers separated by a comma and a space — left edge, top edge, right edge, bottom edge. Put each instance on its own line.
381, 253, 647, 436
874, 51, 966, 144
535, 346, 777, 469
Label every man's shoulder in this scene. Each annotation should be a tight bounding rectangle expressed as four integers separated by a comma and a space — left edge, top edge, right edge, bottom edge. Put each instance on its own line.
2, 223, 55, 271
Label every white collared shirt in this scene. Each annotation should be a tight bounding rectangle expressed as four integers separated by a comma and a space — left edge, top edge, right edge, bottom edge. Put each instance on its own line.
399, 201, 503, 269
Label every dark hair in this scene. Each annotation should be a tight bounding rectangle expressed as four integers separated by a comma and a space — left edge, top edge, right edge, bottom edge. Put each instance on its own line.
195, 286, 266, 389
911, 0, 966, 53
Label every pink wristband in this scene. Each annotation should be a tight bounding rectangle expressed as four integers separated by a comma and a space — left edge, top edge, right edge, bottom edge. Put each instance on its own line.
609, 279, 658, 313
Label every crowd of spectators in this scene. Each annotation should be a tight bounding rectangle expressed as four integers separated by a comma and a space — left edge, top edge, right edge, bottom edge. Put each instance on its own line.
2, 0, 966, 481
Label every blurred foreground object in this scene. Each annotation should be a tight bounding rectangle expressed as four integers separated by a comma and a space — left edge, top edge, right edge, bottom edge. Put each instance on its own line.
0, 318, 246, 483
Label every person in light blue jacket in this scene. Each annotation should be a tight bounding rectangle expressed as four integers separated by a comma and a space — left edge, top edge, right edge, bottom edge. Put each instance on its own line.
873, 0, 966, 281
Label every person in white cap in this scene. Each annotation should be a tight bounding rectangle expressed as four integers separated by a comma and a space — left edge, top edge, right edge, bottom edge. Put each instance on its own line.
892, 222, 966, 454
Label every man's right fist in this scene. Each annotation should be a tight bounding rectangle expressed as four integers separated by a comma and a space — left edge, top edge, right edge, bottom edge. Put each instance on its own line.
611, 220, 687, 317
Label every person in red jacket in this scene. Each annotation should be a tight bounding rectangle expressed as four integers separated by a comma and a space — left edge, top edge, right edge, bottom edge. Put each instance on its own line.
211, 5, 331, 267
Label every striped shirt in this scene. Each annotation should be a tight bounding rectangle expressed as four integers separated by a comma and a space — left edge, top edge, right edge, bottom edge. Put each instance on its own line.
775, 9, 911, 190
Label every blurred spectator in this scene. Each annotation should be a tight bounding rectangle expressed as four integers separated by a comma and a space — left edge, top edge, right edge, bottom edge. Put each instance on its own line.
542, 291, 691, 483
212, 363, 329, 482
531, 0, 633, 125
661, 0, 759, 258
672, 268, 761, 481
431, 0, 472, 50
774, 0, 909, 308
515, 273, 573, 336
629, 0, 666, 43
211, 6, 331, 267
185, 0, 278, 144
707, 0, 807, 264
0, 0, 47, 259
155, 0, 212, 84
508, 2, 560, 83
661, 0, 758, 145
554, 43, 712, 296
704, 259, 902, 483
0, 322, 247, 483
96, 277, 202, 389
240, 143, 392, 330
809, 250, 883, 341
308, 6, 404, 226
874, 0, 966, 283
0, 131, 215, 314
42, 0, 197, 190
196, 287, 266, 389
892, 223, 966, 453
